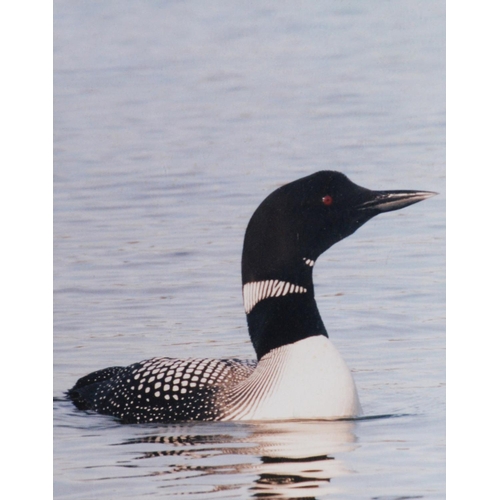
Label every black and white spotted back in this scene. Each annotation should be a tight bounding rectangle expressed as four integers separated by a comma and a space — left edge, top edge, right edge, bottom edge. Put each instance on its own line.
69, 357, 256, 423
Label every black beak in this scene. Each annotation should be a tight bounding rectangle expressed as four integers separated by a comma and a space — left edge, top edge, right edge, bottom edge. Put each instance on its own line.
357, 189, 437, 214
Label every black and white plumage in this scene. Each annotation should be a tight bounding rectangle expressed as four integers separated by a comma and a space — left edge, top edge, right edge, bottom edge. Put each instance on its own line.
68, 171, 435, 423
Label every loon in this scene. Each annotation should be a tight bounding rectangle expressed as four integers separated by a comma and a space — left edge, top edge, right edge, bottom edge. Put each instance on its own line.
68, 171, 435, 423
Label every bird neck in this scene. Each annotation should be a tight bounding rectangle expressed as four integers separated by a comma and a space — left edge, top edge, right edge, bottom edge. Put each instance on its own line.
243, 273, 328, 360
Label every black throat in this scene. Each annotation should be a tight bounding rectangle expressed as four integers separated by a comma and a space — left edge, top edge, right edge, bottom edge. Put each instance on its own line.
242, 268, 328, 360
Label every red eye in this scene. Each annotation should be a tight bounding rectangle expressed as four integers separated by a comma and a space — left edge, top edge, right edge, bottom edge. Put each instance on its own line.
322, 195, 333, 206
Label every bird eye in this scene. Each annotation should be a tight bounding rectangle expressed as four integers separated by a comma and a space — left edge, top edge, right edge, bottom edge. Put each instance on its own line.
322, 195, 333, 206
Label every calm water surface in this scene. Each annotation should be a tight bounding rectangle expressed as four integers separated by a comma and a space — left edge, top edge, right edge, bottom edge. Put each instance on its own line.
54, 1, 445, 498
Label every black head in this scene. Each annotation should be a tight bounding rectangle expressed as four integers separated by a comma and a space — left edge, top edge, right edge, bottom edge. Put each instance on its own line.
242, 171, 436, 284
241, 171, 436, 359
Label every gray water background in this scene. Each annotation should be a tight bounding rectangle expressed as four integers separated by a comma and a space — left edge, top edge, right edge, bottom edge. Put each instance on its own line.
54, 1, 445, 498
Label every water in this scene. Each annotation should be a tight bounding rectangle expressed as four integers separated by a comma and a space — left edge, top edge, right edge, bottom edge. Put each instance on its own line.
54, 1, 445, 498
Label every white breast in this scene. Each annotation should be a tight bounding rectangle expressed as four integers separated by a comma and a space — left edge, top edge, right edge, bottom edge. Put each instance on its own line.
222, 336, 362, 421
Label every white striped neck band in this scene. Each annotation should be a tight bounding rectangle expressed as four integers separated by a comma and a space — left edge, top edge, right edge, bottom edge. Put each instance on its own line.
242, 280, 307, 315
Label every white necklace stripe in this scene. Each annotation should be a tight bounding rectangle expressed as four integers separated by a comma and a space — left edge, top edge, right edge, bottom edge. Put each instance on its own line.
243, 280, 307, 314
271, 280, 284, 297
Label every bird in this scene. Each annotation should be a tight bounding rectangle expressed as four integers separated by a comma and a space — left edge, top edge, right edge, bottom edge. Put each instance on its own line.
68, 171, 435, 423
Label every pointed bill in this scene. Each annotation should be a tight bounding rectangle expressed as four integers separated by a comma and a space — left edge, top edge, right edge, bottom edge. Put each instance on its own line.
357, 190, 437, 213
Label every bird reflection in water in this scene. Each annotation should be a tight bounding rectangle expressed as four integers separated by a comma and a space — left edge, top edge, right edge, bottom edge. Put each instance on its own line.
116, 419, 358, 498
